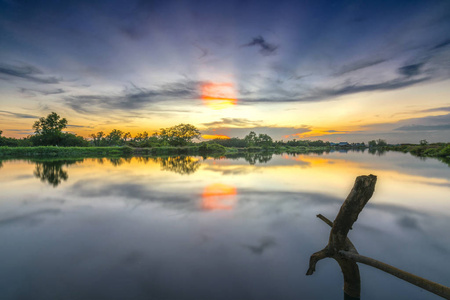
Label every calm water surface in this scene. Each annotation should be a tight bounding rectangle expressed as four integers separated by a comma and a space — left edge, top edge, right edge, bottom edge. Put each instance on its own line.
0, 151, 449, 300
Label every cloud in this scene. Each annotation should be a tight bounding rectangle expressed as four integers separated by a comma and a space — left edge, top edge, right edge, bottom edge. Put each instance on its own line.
19, 87, 66, 95
242, 36, 278, 56
325, 130, 349, 133
67, 124, 94, 129
420, 106, 450, 113
0, 62, 61, 84
243, 236, 276, 255
240, 77, 430, 104
398, 63, 424, 77
202, 118, 262, 128
64, 80, 201, 113
0, 110, 39, 119
202, 126, 311, 140
335, 58, 386, 75
0, 209, 61, 227
431, 39, 450, 50
394, 124, 450, 131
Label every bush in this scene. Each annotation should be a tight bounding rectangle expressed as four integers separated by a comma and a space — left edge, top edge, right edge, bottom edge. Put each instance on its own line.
199, 143, 227, 154
439, 145, 450, 157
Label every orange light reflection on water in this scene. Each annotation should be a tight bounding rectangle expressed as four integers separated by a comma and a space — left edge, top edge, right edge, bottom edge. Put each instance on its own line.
201, 183, 237, 210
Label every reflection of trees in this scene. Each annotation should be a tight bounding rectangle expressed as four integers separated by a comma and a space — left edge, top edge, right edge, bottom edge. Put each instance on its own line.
156, 156, 200, 175
33, 160, 79, 187
108, 157, 132, 166
368, 148, 386, 156
0, 160, 3, 169
440, 157, 450, 167
244, 152, 273, 165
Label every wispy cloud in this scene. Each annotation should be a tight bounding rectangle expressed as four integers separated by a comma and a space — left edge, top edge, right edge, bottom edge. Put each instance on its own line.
335, 58, 386, 75
0, 110, 39, 119
431, 39, 450, 50
240, 77, 430, 104
242, 36, 278, 56
420, 106, 450, 113
64, 80, 201, 113
202, 126, 311, 140
0, 62, 61, 84
202, 118, 262, 128
19, 87, 66, 96
67, 124, 94, 129
394, 124, 450, 131
398, 63, 424, 77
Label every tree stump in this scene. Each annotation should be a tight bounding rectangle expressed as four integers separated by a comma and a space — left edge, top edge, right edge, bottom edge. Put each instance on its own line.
306, 174, 450, 299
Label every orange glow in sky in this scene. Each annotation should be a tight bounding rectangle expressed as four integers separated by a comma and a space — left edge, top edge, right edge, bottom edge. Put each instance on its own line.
202, 134, 230, 140
201, 183, 237, 210
201, 82, 237, 110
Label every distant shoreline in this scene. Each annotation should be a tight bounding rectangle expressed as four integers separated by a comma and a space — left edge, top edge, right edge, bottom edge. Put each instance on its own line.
0, 144, 449, 163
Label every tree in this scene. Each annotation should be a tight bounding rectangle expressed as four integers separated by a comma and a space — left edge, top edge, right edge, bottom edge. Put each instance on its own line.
420, 139, 428, 146
244, 131, 259, 146
123, 132, 131, 143
30, 112, 88, 146
377, 139, 387, 147
33, 112, 67, 136
258, 133, 273, 147
368, 140, 377, 148
106, 129, 124, 146
158, 124, 200, 146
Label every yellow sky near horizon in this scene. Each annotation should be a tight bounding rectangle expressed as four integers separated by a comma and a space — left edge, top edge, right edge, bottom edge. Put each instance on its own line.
1, 79, 449, 143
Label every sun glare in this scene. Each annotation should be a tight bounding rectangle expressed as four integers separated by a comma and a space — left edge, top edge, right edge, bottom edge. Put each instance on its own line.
201, 183, 237, 210
201, 82, 237, 110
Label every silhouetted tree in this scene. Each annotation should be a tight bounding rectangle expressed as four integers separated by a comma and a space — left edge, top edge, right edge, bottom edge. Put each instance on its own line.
157, 124, 200, 146
258, 133, 273, 147
368, 140, 377, 148
377, 139, 387, 147
30, 112, 87, 146
106, 129, 124, 146
244, 131, 258, 146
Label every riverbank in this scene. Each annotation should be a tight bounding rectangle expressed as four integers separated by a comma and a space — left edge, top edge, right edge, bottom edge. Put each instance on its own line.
387, 143, 450, 158
0, 144, 335, 158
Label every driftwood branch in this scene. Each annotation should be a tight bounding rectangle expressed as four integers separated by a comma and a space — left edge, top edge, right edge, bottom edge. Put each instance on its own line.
340, 251, 450, 299
307, 175, 376, 298
307, 174, 450, 299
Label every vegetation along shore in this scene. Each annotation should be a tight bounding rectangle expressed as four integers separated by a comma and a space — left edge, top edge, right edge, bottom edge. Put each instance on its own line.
1, 112, 449, 162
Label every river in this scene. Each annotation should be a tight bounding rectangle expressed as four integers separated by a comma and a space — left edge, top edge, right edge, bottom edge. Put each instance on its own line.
0, 151, 449, 299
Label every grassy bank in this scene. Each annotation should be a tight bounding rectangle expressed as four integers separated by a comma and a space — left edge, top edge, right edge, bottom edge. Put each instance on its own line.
388, 143, 450, 158
0, 144, 335, 158
0, 146, 134, 157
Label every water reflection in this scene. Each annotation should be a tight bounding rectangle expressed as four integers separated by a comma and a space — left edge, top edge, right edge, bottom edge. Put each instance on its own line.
156, 156, 201, 175
108, 157, 132, 166
201, 183, 237, 210
0, 153, 449, 300
33, 160, 80, 187
243, 152, 273, 165
368, 148, 386, 156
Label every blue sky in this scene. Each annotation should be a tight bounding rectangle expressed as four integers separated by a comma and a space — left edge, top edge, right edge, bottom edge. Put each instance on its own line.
1, 0, 450, 143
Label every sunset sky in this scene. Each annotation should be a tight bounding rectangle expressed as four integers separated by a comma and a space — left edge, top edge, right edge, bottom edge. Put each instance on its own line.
0, 0, 449, 143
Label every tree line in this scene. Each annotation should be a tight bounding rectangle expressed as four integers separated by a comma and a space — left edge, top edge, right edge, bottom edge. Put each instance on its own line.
0, 112, 373, 148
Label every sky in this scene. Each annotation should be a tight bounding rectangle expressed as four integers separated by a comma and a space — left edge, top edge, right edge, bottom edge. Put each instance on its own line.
0, 0, 449, 143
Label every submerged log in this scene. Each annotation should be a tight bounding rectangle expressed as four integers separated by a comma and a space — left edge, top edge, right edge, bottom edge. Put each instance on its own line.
306, 174, 450, 299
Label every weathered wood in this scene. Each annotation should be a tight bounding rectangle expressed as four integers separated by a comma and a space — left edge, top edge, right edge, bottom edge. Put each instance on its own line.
340, 251, 450, 299
307, 174, 450, 299
329, 175, 377, 252
307, 175, 377, 298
